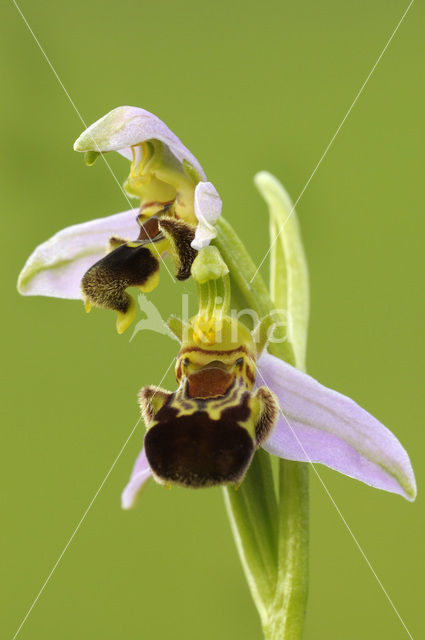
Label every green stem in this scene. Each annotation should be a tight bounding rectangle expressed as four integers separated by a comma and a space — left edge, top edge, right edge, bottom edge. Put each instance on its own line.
215, 217, 309, 639
223, 450, 278, 622
264, 462, 309, 640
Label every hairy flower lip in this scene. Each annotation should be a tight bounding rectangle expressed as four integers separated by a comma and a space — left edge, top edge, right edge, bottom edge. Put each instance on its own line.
121, 351, 416, 509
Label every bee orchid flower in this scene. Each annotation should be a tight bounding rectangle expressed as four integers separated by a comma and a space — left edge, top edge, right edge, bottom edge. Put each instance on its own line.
121, 247, 416, 509
17, 106, 221, 332
122, 346, 416, 509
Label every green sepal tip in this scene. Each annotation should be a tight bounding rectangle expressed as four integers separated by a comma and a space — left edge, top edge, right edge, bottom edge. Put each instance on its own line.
84, 150, 100, 166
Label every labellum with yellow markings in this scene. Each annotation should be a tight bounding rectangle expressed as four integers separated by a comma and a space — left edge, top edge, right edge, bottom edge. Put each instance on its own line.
140, 316, 278, 488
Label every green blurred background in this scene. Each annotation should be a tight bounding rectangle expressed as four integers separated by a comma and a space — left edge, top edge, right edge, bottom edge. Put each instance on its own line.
2, 0, 423, 638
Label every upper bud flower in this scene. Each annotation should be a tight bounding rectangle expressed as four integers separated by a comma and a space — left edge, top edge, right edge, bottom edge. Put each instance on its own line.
18, 106, 222, 333
73, 106, 221, 240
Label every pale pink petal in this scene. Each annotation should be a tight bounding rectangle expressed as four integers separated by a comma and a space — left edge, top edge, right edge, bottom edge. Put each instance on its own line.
17, 208, 140, 299
258, 352, 416, 501
191, 181, 222, 250
74, 106, 206, 180
121, 448, 152, 510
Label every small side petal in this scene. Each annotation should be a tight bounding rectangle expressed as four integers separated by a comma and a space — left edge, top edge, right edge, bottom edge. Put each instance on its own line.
73, 106, 206, 180
121, 448, 152, 510
258, 352, 416, 500
18, 209, 140, 299
191, 181, 222, 250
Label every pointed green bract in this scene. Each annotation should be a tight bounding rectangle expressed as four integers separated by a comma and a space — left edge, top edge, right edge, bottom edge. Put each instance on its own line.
254, 171, 309, 371
214, 217, 296, 365
253, 172, 310, 639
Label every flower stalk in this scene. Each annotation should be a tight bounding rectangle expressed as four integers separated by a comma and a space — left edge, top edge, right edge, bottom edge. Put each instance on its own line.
265, 461, 309, 640
215, 174, 310, 639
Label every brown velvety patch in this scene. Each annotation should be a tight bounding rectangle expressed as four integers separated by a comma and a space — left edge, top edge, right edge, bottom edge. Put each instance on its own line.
145, 409, 254, 487
81, 243, 159, 312
158, 217, 197, 280
187, 368, 234, 398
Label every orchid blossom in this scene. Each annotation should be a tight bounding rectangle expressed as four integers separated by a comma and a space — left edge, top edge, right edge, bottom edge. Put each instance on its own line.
122, 344, 416, 505
122, 246, 415, 508
17, 107, 416, 640
17, 106, 221, 332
